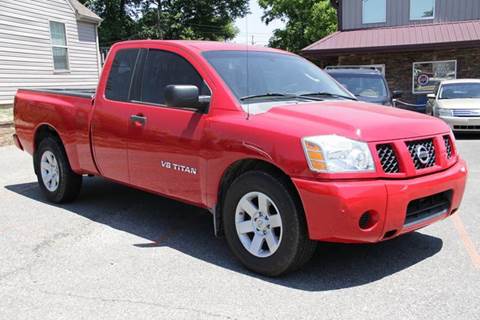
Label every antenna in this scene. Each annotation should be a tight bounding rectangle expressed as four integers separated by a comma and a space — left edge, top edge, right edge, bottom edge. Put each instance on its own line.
246, 14, 250, 119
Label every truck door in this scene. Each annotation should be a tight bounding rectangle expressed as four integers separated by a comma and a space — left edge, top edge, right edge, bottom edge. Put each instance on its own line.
126, 48, 211, 204
91, 48, 141, 183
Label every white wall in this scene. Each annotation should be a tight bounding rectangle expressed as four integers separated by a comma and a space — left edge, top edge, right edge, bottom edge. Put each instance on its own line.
0, 0, 101, 105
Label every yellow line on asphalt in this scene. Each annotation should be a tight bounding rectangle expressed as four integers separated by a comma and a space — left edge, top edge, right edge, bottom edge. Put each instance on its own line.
452, 214, 480, 270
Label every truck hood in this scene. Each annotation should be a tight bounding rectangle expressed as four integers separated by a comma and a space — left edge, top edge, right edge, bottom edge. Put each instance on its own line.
437, 98, 480, 109
255, 101, 450, 142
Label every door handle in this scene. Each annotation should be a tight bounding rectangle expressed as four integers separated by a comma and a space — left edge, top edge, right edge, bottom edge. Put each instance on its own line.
130, 114, 147, 127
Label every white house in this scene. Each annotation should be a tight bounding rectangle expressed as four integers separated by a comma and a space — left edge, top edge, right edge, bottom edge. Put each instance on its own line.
0, 0, 102, 105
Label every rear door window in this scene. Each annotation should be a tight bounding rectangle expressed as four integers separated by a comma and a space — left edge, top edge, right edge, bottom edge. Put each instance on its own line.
105, 49, 140, 102
140, 49, 209, 106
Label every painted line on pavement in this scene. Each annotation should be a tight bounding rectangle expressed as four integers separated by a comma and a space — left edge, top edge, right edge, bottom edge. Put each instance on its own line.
452, 214, 480, 270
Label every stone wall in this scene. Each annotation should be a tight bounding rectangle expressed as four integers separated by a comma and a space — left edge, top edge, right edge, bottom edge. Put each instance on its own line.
308, 47, 480, 104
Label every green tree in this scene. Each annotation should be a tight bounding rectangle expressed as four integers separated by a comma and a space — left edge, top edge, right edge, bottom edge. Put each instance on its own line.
80, 0, 248, 46
137, 0, 246, 41
258, 0, 337, 52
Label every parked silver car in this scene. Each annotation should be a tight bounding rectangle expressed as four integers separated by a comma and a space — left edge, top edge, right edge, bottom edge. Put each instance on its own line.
426, 79, 480, 131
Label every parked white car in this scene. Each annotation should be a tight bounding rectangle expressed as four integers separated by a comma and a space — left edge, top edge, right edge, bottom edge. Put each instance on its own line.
426, 79, 480, 131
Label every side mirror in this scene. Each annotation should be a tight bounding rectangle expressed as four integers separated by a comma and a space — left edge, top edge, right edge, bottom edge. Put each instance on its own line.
164, 85, 210, 112
427, 93, 436, 100
392, 90, 403, 99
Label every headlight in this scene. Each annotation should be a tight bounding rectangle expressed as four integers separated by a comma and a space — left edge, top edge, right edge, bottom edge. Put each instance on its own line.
302, 135, 375, 173
437, 108, 453, 117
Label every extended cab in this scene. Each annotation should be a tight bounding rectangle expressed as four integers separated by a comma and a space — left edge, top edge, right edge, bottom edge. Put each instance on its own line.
13, 41, 467, 276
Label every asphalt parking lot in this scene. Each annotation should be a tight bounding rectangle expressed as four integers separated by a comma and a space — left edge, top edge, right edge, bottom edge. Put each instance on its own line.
1, 136, 479, 319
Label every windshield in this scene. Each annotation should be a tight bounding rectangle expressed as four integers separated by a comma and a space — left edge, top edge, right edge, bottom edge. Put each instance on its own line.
202, 50, 353, 103
329, 73, 388, 98
440, 83, 480, 99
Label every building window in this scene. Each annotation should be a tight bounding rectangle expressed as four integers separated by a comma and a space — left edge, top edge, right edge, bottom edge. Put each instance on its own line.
362, 0, 386, 24
410, 0, 435, 20
49, 21, 69, 71
412, 60, 456, 94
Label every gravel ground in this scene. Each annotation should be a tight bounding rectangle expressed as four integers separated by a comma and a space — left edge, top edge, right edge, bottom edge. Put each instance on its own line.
0, 125, 14, 147
0, 105, 13, 124
0, 105, 14, 147
0, 136, 479, 319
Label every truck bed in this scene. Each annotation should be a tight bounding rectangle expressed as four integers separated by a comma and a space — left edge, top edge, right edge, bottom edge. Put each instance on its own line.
14, 87, 98, 175
21, 88, 96, 99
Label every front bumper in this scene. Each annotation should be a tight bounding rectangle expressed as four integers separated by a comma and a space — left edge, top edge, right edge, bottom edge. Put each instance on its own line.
293, 159, 467, 243
439, 116, 480, 131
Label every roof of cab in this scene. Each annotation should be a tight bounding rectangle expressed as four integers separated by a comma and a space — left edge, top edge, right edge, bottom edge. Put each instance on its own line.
112, 40, 289, 54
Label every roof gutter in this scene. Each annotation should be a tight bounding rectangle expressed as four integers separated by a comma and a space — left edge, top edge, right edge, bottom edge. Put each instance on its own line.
302, 40, 480, 57
76, 14, 103, 25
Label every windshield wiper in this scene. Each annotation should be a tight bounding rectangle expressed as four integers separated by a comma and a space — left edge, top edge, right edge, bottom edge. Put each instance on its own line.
299, 92, 357, 101
240, 92, 327, 102
239, 93, 295, 101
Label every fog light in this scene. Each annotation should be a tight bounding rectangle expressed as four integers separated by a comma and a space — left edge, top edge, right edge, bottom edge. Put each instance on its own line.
359, 211, 379, 230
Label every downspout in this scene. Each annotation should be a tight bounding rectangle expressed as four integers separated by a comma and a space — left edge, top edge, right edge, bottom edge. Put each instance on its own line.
94, 23, 102, 76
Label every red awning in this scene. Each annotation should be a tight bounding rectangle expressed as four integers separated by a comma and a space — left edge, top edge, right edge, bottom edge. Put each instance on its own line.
302, 20, 480, 56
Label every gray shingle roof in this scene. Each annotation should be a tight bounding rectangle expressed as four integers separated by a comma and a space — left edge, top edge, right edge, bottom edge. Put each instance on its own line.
67, 0, 102, 24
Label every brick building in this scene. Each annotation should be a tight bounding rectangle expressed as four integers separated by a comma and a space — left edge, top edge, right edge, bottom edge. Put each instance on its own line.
302, 0, 480, 105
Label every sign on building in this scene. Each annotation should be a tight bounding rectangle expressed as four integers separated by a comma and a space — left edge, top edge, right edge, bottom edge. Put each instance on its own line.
412, 60, 457, 94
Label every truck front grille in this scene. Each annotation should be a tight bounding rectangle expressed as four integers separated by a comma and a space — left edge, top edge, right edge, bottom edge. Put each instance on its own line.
405, 191, 452, 226
444, 135, 453, 159
406, 139, 436, 170
375, 135, 455, 176
376, 144, 400, 173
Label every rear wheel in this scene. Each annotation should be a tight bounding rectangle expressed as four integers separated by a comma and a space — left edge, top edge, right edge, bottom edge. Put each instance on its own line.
223, 171, 316, 276
35, 137, 82, 203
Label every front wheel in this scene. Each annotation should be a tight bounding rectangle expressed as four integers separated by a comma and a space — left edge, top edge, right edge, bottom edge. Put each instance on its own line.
35, 137, 82, 203
223, 171, 316, 276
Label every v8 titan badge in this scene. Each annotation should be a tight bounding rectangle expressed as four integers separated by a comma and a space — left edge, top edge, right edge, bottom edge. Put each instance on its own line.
161, 160, 197, 175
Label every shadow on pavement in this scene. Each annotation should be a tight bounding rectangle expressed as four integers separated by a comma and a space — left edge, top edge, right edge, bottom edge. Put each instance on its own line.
5, 178, 443, 291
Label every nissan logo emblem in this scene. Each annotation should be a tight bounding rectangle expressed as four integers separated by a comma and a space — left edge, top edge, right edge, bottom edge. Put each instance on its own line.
416, 145, 430, 165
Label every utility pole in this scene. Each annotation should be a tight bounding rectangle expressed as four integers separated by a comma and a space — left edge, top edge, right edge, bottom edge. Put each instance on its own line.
157, 0, 163, 39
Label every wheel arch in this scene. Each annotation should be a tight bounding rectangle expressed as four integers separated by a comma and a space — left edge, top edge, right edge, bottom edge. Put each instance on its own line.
33, 124, 70, 175
214, 158, 305, 236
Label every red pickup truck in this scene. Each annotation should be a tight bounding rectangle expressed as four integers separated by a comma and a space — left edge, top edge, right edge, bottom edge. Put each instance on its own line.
13, 40, 467, 276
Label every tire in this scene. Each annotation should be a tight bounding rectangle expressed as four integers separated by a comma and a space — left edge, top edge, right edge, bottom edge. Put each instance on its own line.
34, 137, 82, 203
223, 171, 316, 276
